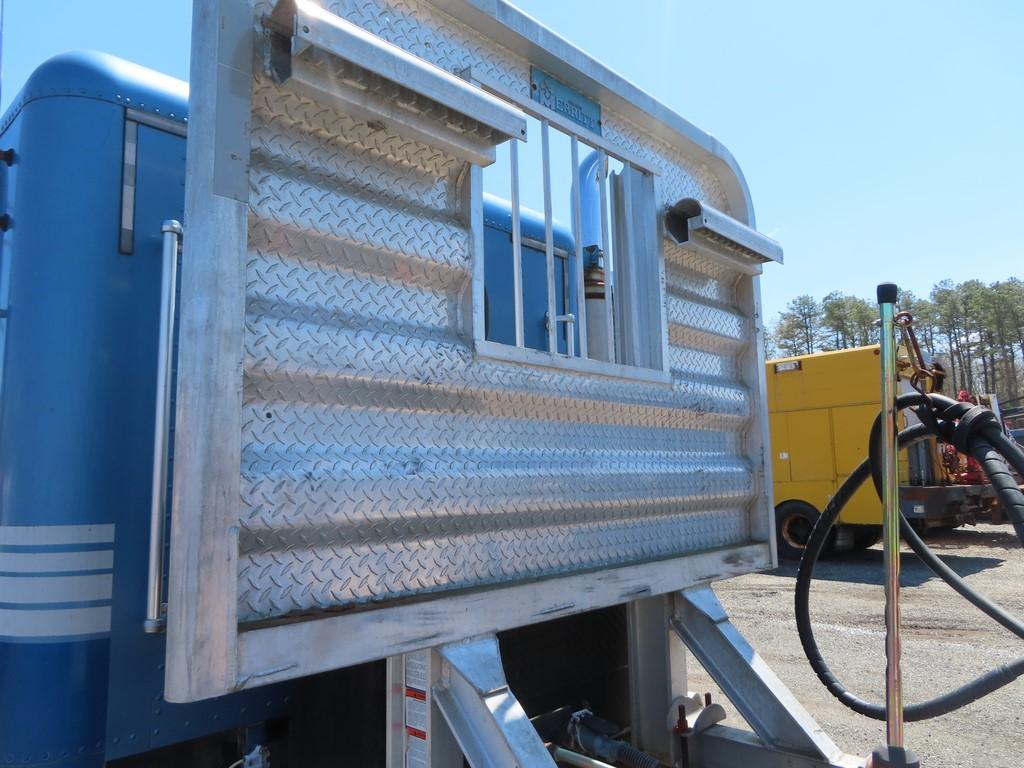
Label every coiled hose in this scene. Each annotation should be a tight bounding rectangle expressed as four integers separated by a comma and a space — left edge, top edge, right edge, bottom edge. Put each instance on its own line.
794, 392, 1024, 721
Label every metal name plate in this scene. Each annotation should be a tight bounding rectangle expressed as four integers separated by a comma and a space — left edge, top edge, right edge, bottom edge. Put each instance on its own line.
530, 66, 601, 134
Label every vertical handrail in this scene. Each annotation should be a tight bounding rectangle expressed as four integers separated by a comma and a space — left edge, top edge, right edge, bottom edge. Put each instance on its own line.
144, 220, 182, 633
509, 140, 524, 348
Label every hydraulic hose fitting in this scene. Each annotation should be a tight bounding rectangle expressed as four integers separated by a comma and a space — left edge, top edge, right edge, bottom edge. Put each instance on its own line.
569, 710, 661, 768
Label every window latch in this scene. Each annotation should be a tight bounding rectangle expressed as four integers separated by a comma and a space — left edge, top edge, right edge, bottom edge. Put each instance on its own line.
546, 312, 577, 357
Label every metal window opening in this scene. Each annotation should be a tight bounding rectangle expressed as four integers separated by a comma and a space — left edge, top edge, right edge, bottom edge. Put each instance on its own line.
479, 104, 665, 377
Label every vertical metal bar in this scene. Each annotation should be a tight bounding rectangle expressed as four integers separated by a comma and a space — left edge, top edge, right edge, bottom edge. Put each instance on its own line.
597, 150, 614, 362
877, 282, 904, 749
509, 140, 524, 348
541, 119, 558, 354
145, 220, 182, 633
570, 136, 588, 359
619, 166, 642, 365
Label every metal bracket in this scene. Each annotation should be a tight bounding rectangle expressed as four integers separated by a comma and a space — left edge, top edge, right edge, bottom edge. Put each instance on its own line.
690, 702, 727, 735
266, 0, 526, 167
671, 587, 853, 764
433, 635, 555, 768
545, 312, 577, 356
664, 198, 783, 275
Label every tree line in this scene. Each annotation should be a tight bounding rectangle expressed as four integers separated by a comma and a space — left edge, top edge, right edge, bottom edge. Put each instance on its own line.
767, 278, 1024, 401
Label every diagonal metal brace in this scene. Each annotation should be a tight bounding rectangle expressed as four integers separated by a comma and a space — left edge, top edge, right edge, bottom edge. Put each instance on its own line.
433, 635, 556, 768
671, 587, 848, 763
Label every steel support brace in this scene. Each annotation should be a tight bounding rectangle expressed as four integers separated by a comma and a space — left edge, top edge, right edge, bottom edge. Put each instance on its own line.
433, 635, 556, 768
671, 587, 855, 766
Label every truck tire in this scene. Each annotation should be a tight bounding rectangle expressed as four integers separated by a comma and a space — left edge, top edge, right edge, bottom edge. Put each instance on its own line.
850, 524, 882, 550
776, 501, 830, 561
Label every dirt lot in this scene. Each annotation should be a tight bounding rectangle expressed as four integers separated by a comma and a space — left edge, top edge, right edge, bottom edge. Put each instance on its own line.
688, 523, 1024, 768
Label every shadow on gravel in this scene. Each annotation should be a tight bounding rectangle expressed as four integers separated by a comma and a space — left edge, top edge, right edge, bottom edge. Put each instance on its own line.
922, 525, 1021, 550
771, 548, 1005, 587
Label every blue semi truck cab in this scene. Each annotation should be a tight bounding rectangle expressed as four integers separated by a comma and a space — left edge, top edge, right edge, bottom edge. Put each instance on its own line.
0, 51, 296, 768
0, 52, 581, 767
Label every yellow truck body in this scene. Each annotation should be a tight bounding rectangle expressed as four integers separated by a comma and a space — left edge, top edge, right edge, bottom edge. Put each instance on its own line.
767, 345, 889, 528
766, 345, 993, 557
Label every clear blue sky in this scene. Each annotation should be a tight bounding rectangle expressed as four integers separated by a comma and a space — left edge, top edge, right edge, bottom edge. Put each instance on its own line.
4, 1, 1022, 321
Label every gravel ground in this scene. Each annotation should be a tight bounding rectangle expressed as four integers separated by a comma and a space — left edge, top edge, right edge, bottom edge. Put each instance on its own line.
687, 523, 1024, 768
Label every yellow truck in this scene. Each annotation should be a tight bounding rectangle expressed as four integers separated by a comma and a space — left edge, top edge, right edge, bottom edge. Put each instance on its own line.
767, 345, 995, 559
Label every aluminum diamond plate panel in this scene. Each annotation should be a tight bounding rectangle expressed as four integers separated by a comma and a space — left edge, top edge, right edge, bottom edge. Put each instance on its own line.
167, 0, 777, 700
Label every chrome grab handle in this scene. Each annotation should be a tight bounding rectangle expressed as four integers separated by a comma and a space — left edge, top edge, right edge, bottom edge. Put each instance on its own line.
144, 220, 182, 633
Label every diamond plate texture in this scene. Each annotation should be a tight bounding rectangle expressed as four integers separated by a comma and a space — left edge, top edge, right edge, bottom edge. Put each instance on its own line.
231, 0, 761, 623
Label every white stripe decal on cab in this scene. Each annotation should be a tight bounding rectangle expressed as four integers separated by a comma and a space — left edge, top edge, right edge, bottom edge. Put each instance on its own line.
0, 549, 114, 574
0, 524, 116, 546
0, 605, 112, 638
0, 573, 114, 604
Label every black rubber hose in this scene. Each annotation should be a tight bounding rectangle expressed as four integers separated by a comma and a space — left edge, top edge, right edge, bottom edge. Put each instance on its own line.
919, 391, 1024, 541
990, 429, 1024, 481
864, 396, 1024, 636
795, 408, 1024, 721
900, 507, 1024, 641
968, 435, 1024, 541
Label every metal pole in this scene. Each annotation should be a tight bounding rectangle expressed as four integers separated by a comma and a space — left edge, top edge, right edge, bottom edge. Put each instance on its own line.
878, 283, 903, 748
870, 283, 919, 768
144, 220, 182, 633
